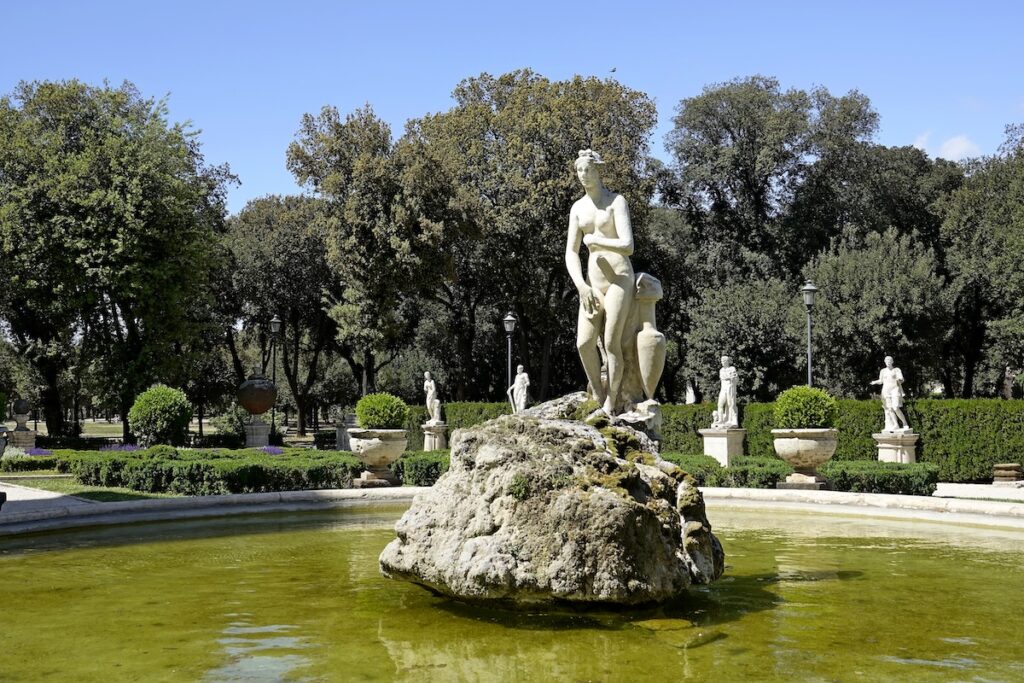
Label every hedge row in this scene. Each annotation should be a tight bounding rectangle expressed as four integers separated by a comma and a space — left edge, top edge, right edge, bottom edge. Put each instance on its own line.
315, 402, 510, 451
58, 448, 364, 495
663, 398, 1024, 482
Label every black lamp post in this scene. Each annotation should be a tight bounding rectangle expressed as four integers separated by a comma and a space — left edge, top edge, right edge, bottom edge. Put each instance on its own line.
502, 312, 518, 389
270, 315, 282, 437
801, 281, 819, 387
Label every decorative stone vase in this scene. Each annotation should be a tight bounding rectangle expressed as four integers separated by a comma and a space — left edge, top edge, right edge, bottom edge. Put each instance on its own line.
771, 428, 838, 487
348, 428, 407, 486
237, 374, 277, 416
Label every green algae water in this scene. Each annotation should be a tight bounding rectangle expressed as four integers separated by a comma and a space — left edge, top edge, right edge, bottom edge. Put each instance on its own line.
1, 506, 1023, 682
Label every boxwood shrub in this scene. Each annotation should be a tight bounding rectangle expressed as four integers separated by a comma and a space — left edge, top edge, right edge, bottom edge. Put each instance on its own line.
355, 393, 408, 429
128, 385, 193, 447
818, 460, 939, 496
58, 448, 363, 495
390, 450, 450, 486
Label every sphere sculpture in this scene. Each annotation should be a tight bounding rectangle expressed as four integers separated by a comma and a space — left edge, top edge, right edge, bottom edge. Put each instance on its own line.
237, 374, 277, 416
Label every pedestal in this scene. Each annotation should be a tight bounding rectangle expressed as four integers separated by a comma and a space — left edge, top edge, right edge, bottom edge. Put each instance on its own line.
422, 423, 448, 451
244, 420, 271, 448
353, 468, 401, 488
335, 415, 357, 451
617, 400, 663, 444
874, 431, 918, 464
8, 430, 36, 449
777, 472, 827, 491
9, 411, 35, 449
698, 428, 745, 467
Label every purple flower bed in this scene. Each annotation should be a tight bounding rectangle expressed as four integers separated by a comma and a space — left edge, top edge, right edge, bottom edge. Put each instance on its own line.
99, 444, 142, 452
259, 446, 284, 455
25, 447, 53, 456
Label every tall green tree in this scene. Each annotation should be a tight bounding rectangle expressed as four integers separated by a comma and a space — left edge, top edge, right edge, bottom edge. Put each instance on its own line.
666, 75, 878, 279
803, 228, 947, 397
287, 106, 421, 396
0, 80, 232, 436
938, 125, 1024, 396
227, 195, 338, 434
400, 70, 658, 399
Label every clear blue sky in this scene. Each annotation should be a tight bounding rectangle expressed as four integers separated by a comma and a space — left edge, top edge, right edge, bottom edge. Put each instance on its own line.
3, 0, 1022, 214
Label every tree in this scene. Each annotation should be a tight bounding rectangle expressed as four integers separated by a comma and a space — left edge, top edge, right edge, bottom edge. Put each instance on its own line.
227, 195, 338, 434
287, 106, 421, 396
0, 80, 232, 436
666, 75, 878, 279
399, 70, 658, 399
683, 278, 803, 402
803, 228, 947, 397
938, 125, 1024, 396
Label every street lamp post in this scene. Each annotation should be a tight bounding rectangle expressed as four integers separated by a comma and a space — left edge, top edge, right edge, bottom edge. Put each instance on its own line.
801, 281, 818, 387
503, 312, 518, 390
270, 315, 282, 438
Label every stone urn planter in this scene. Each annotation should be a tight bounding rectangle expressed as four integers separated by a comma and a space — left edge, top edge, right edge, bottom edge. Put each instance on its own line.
348, 428, 407, 486
771, 386, 839, 490
771, 428, 838, 482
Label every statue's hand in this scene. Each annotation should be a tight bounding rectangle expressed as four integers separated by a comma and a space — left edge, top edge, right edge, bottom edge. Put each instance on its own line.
579, 285, 598, 316
583, 233, 598, 247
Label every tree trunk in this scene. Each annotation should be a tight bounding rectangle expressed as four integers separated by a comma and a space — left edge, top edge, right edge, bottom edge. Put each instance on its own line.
296, 396, 308, 436
39, 360, 65, 437
198, 401, 204, 437
120, 395, 132, 443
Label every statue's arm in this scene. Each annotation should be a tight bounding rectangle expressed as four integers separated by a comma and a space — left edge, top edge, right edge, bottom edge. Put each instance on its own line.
564, 207, 588, 292
581, 195, 634, 255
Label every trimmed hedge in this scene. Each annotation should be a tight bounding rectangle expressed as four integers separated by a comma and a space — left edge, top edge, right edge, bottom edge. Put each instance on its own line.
0, 455, 60, 472
663, 453, 792, 489
660, 404, 715, 453
36, 435, 120, 450
818, 460, 939, 496
390, 451, 450, 486
445, 402, 510, 432
58, 447, 363, 495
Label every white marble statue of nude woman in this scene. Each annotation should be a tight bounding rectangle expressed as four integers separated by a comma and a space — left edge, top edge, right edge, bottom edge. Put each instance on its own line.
565, 149, 635, 415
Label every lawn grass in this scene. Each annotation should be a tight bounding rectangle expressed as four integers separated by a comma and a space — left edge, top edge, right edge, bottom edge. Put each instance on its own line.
1, 476, 181, 502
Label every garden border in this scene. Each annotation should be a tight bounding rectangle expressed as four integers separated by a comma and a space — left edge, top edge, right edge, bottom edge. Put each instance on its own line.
2, 486, 1024, 537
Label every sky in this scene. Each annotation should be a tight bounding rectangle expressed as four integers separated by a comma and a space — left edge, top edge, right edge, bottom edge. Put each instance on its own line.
3, 0, 1022, 214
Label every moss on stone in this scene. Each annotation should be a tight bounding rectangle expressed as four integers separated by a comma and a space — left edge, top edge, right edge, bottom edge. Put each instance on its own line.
509, 472, 531, 501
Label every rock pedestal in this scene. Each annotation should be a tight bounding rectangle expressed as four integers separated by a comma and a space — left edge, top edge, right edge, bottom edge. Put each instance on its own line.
873, 431, 918, 464
379, 394, 724, 606
698, 428, 745, 467
422, 423, 448, 450
244, 420, 271, 448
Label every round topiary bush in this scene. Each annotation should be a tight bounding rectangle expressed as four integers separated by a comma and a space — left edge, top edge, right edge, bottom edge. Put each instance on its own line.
128, 385, 193, 447
773, 386, 838, 429
355, 393, 409, 430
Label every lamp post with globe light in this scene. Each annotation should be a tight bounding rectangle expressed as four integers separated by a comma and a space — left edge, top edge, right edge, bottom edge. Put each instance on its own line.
801, 281, 818, 387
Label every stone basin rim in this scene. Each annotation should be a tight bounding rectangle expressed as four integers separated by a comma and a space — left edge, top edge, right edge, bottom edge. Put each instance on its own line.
2, 485, 1024, 537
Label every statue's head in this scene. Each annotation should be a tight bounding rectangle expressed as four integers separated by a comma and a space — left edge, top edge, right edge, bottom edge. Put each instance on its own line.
884, 356, 894, 368
721, 355, 732, 368
575, 149, 604, 189
424, 371, 432, 380
517, 364, 524, 373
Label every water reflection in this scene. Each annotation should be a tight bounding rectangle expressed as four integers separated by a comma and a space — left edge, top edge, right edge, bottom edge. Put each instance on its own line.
205, 619, 312, 682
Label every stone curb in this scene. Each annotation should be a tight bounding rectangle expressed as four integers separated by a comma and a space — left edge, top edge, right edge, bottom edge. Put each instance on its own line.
702, 488, 1024, 529
0, 487, 428, 537
3, 485, 1024, 538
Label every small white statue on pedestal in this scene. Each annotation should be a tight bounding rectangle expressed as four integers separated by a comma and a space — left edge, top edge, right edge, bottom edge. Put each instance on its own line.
870, 356, 910, 432
423, 371, 442, 425
711, 356, 739, 429
507, 365, 530, 414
